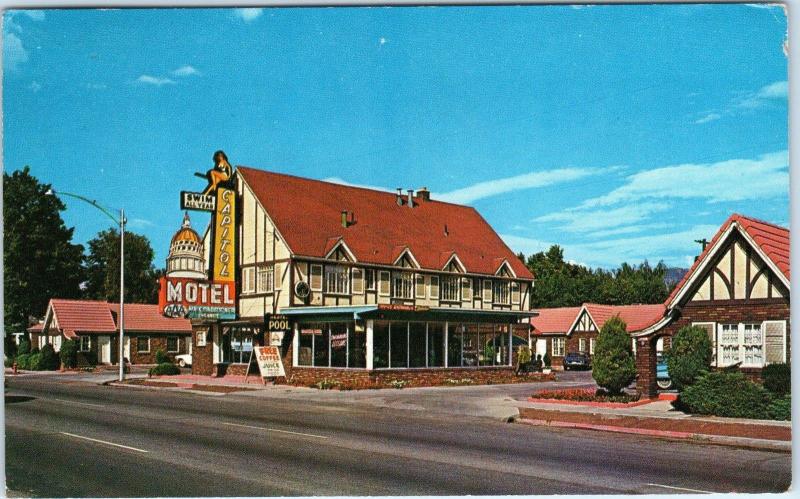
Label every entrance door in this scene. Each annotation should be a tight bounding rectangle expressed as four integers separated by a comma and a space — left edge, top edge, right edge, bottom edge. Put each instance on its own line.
98, 336, 111, 364
124, 337, 131, 363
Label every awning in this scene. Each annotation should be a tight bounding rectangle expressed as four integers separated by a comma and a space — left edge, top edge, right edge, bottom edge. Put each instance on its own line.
280, 305, 536, 324
280, 306, 378, 322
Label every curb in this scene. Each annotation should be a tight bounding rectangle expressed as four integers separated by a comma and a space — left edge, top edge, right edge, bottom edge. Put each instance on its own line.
106, 381, 227, 396
518, 418, 791, 453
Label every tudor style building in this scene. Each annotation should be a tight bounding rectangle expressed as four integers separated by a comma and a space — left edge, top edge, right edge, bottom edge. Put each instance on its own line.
634, 214, 790, 396
191, 167, 536, 383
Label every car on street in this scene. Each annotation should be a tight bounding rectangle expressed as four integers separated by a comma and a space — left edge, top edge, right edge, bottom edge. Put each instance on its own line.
175, 353, 192, 368
563, 352, 591, 370
656, 353, 672, 389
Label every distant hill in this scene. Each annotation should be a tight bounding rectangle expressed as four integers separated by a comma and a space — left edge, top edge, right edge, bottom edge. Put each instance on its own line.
665, 267, 689, 287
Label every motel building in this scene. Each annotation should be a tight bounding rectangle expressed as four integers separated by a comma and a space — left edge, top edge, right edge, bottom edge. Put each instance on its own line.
179, 166, 537, 385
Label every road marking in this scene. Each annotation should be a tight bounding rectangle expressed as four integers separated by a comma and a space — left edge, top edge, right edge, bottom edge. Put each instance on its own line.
49, 398, 104, 408
59, 432, 149, 453
646, 483, 713, 494
221, 422, 328, 439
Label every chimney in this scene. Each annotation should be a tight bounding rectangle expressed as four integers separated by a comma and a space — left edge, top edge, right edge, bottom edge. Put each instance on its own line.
341, 210, 348, 228
396, 188, 404, 206
416, 187, 430, 202
407, 189, 414, 208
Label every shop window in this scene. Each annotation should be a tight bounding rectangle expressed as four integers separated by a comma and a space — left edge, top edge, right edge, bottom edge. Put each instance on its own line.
330, 322, 348, 367
409, 322, 427, 368
373, 321, 390, 368
392, 272, 413, 299
427, 323, 445, 367
390, 322, 409, 368
167, 336, 179, 353
257, 265, 275, 293
79, 336, 91, 352
552, 337, 565, 357
461, 324, 480, 366
348, 323, 367, 368
440, 275, 460, 302
325, 265, 350, 295
137, 336, 150, 353
493, 281, 511, 305
314, 326, 330, 367
224, 328, 253, 364
447, 324, 463, 367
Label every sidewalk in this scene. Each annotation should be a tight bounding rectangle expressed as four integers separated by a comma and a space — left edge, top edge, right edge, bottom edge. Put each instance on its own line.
517, 398, 791, 452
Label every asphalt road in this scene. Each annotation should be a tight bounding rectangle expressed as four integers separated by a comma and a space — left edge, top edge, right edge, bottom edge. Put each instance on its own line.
4, 375, 791, 497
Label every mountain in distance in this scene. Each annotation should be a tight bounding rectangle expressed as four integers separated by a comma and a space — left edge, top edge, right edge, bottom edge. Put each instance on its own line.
664, 267, 689, 287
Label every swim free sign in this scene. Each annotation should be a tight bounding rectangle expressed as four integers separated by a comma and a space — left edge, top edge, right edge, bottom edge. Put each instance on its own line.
158, 276, 236, 320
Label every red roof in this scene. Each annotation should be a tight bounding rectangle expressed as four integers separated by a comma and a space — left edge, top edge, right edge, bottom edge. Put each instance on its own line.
237, 167, 533, 279
531, 303, 665, 335
666, 214, 789, 306
46, 299, 190, 334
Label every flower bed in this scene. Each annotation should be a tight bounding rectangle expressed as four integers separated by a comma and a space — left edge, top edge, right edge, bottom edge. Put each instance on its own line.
529, 388, 646, 407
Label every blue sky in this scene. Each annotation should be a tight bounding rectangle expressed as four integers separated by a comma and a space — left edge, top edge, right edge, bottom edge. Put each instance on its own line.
3, 5, 788, 269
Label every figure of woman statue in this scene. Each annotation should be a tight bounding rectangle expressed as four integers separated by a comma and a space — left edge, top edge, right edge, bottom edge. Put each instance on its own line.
202, 150, 233, 195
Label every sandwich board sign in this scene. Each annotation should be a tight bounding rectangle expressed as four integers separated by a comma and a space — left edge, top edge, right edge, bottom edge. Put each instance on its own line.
254, 346, 285, 378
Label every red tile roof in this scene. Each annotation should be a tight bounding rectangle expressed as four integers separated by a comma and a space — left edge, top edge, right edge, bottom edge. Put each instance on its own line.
237, 167, 533, 279
666, 214, 789, 306
531, 303, 666, 335
47, 299, 190, 334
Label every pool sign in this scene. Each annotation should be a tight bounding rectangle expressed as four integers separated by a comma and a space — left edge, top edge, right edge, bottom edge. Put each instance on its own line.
254, 346, 285, 377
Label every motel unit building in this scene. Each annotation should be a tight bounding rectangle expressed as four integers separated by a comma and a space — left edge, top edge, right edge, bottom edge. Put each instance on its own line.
191, 167, 536, 383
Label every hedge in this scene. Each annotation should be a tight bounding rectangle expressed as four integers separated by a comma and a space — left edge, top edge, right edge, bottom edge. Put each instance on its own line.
767, 396, 791, 421
762, 363, 790, 397
675, 371, 773, 419
149, 363, 181, 376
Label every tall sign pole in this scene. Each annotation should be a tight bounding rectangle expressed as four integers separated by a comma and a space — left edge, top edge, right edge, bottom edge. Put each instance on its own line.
119, 208, 126, 382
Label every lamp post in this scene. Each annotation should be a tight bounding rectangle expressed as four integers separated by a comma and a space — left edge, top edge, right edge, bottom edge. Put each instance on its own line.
46, 189, 126, 382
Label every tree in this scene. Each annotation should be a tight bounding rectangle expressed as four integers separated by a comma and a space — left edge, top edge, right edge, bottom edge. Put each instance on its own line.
3, 167, 85, 339
592, 316, 636, 394
84, 229, 160, 303
665, 325, 713, 390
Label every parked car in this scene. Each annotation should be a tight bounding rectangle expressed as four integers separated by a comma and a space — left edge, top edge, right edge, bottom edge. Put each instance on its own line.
563, 352, 591, 370
175, 353, 192, 368
656, 353, 672, 389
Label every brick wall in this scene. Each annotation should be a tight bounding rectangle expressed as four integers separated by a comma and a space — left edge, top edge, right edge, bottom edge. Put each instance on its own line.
192, 326, 214, 376
566, 331, 597, 356
634, 336, 658, 398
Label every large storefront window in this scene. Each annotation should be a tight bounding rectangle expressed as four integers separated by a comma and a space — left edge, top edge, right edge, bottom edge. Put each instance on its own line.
390, 322, 408, 367
298, 322, 363, 368
409, 322, 427, 367
428, 323, 445, 367
222, 327, 254, 364
373, 321, 390, 368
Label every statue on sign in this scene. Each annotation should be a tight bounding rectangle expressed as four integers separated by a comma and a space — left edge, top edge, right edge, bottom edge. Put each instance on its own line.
201, 150, 233, 195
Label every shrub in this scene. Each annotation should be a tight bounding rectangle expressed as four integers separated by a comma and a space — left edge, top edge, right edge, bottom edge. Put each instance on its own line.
531, 388, 641, 404
30, 346, 40, 355
676, 371, 772, 419
39, 344, 60, 370
388, 379, 409, 389
154, 349, 169, 365
767, 396, 791, 421
543, 352, 551, 368
60, 340, 78, 369
27, 353, 43, 371
17, 339, 30, 355
592, 316, 636, 395
148, 363, 181, 376
314, 378, 340, 390
15, 353, 31, 370
665, 326, 712, 390
762, 363, 791, 397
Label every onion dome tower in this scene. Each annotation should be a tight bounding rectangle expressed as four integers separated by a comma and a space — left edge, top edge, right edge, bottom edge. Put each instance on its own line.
166, 212, 206, 279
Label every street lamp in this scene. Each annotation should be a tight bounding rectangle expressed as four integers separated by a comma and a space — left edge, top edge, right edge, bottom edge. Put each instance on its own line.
46, 188, 126, 382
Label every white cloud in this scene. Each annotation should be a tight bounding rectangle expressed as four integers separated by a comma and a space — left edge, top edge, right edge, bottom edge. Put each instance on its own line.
3, 32, 29, 72
582, 150, 788, 208
21, 10, 45, 21
435, 167, 607, 204
694, 112, 721, 124
234, 8, 264, 22
136, 75, 176, 86
171, 65, 200, 77
322, 177, 394, 193
29, 81, 41, 92
534, 202, 672, 233
755, 80, 788, 98
128, 218, 155, 229
379, 37, 387, 45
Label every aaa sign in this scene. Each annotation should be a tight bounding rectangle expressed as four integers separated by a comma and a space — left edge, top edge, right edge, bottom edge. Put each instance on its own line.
255, 346, 285, 377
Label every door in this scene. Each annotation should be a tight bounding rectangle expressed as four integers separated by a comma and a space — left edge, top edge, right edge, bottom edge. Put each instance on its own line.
98, 336, 111, 364
124, 337, 131, 363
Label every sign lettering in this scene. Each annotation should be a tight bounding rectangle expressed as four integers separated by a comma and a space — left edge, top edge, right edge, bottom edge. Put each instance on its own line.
181, 191, 216, 211
213, 187, 236, 281
158, 276, 236, 320
255, 346, 285, 378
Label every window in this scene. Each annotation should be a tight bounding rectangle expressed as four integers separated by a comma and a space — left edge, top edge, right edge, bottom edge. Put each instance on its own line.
719, 324, 741, 366
415, 274, 426, 299
461, 278, 472, 301
373, 321, 390, 368
552, 337, 565, 357
242, 267, 255, 294
390, 322, 409, 367
79, 336, 91, 352
579, 338, 586, 353
392, 272, 413, 299
589, 338, 595, 355
440, 275, 460, 302
257, 265, 274, 293
482, 280, 493, 302
743, 323, 763, 367
511, 282, 520, 305
378, 271, 391, 296
325, 265, 350, 295
365, 269, 376, 291
299, 322, 363, 368
137, 336, 150, 353
167, 336, 179, 353
310, 264, 323, 291
352, 268, 364, 294
223, 327, 254, 364
764, 320, 787, 364
196, 330, 207, 347
493, 281, 510, 305
429, 276, 439, 299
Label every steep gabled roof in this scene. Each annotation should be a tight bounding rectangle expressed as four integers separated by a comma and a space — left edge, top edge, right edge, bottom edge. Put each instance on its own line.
666, 214, 789, 307
237, 167, 533, 279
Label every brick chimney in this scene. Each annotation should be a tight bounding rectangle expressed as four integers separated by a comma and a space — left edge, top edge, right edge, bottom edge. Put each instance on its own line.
416, 187, 430, 202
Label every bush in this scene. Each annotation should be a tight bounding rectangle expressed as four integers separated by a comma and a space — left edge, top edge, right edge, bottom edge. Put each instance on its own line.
60, 340, 78, 369
27, 353, 43, 371
592, 316, 636, 395
154, 349, 169, 364
762, 363, 791, 397
543, 352, 551, 368
149, 363, 181, 376
17, 339, 30, 355
676, 371, 772, 419
15, 353, 31, 370
39, 344, 60, 370
665, 326, 712, 390
766, 396, 791, 421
